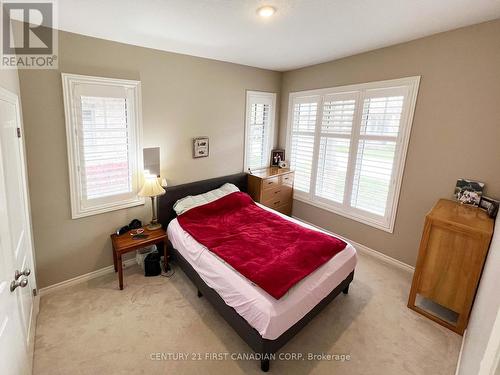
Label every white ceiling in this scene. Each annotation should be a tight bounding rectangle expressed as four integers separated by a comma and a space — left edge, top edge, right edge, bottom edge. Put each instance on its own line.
57, 0, 500, 71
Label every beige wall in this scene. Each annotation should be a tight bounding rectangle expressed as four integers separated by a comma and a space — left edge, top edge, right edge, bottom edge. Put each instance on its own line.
279, 19, 500, 266
0, 69, 21, 95
19, 30, 281, 288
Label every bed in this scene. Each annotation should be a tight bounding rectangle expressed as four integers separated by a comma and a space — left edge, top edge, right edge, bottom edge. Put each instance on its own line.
158, 173, 356, 372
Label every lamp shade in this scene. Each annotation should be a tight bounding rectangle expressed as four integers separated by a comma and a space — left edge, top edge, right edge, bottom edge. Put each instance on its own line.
138, 175, 166, 197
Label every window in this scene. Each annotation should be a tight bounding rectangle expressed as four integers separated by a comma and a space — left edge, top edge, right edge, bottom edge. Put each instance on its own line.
244, 91, 276, 171
287, 77, 420, 232
62, 73, 143, 218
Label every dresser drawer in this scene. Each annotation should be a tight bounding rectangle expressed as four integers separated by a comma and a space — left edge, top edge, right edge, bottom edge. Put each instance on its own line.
275, 202, 292, 216
280, 173, 294, 187
262, 185, 282, 202
262, 176, 279, 190
263, 197, 286, 211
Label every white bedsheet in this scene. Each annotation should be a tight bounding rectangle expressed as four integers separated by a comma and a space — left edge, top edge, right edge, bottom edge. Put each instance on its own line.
167, 205, 357, 340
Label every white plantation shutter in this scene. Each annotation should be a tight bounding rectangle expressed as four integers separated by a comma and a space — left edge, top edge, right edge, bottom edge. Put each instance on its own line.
351, 90, 406, 215
287, 77, 419, 232
321, 96, 356, 135
62, 74, 143, 219
351, 139, 396, 215
360, 95, 404, 137
289, 98, 319, 194
315, 94, 356, 204
80, 96, 132, 199
245, 91, 276, 170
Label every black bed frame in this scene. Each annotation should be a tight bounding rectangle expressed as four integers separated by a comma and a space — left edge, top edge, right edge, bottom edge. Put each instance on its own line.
158, 173, 354, 372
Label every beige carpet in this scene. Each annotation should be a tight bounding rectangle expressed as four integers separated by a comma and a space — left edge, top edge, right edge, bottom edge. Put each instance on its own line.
33, 253, 461, 375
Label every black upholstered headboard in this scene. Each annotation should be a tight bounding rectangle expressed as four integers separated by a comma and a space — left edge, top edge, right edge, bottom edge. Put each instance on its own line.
158, 173, 248, 228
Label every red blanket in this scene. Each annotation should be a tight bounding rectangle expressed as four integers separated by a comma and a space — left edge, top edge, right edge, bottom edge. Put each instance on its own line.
177, 192, 347, 299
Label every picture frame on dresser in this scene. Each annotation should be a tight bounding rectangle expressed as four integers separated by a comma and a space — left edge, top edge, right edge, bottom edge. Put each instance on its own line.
479, 196, 499, 218
454, 178, 484, 206
270, 149, 285, 167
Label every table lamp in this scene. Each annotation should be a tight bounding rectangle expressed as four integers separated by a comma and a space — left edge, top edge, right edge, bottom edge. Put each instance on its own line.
138, 173, 166, 230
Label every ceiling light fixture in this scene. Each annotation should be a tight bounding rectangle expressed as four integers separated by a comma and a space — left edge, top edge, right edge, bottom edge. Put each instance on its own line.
257, 6, 276, 18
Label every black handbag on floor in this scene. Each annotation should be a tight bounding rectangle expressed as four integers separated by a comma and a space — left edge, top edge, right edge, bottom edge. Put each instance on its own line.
144, 252, 161, 276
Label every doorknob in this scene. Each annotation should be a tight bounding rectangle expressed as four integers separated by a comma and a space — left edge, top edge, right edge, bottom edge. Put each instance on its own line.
14, 268, 31, 280
10, 278, 28, 292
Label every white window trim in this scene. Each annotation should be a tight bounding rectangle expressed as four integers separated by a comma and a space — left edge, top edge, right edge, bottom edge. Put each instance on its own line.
286, 76, 420, 233
62, 73, 144, 219
244, 90, 277, 171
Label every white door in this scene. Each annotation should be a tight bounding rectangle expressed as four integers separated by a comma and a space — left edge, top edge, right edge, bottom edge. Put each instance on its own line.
0, 86, 38, 374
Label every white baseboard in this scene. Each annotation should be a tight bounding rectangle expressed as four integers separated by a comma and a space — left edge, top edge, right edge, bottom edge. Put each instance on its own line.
39, 258, 137, 297
455, 329, 467, 375
39, 218, 414, 296
292, 216, 415, 273
352, 239, 415, 273
27, 293, 39, 374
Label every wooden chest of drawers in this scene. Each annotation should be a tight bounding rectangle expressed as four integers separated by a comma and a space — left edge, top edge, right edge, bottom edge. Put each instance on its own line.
247, 168, 294, 216
408, 199, 494, 335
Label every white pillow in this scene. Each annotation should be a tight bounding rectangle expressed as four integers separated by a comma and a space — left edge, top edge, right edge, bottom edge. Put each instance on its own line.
173, 183, 240, 215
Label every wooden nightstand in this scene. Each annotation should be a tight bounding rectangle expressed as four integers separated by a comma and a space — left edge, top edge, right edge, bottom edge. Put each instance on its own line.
110, 227, 168, 290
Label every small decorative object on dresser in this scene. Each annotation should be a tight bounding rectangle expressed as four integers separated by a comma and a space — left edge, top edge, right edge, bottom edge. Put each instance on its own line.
193, 137, 209, 158
479, 196, 499, 218
454, 178, 484, 206
408, 199, 494, 335
278, 160, 288, 169
247, 167, 294, 215
270, 149, 285, 167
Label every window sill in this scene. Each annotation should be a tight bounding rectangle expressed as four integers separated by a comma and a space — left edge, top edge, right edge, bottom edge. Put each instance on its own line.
293, 195, 395, 233
71, 198, 145, 219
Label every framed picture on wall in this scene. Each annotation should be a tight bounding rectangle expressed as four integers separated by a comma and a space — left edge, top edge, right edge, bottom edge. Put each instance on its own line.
193, 137, 209, 158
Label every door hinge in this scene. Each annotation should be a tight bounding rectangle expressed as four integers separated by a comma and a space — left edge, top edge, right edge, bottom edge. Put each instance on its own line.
32, 288, 37, 297
16, 127, 21, 138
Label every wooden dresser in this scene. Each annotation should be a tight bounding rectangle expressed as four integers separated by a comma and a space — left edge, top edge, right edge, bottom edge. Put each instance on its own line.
408, 199, 494, 334
247, 168, 294, 216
